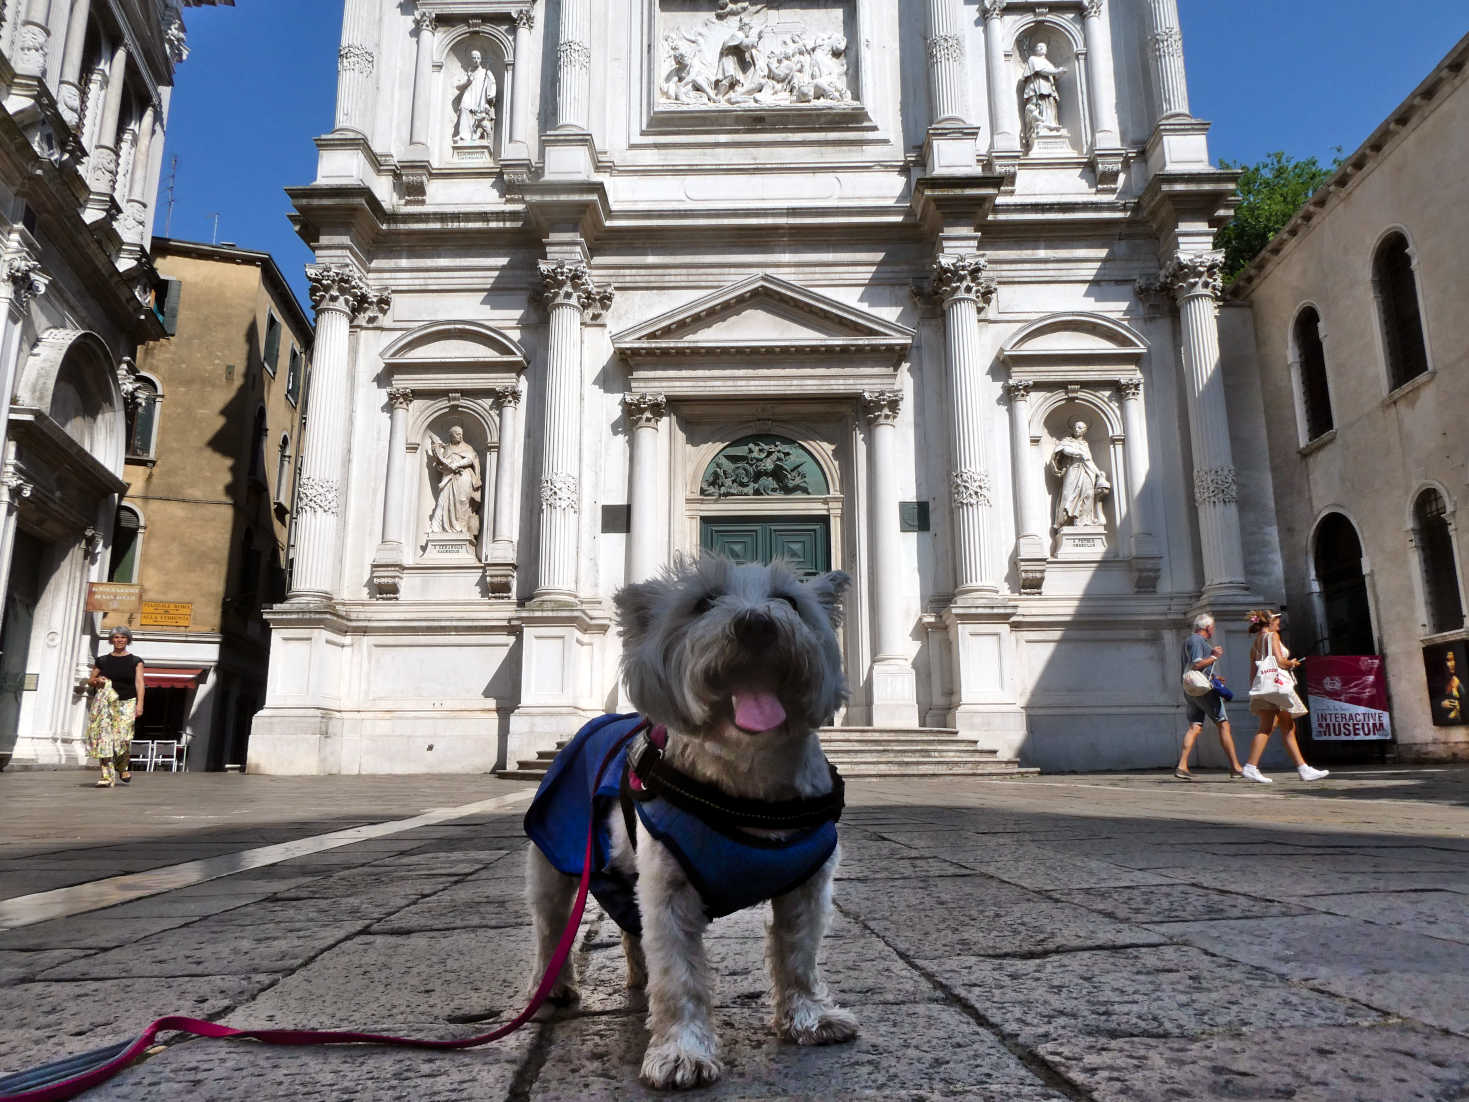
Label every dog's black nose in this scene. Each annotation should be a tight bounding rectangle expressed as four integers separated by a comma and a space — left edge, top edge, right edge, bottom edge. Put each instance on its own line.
732, 608, 777, 645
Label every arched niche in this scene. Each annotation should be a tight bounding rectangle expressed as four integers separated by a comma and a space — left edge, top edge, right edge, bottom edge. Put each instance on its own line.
15, 329, 125, 474
1011, 18, 1087, 156
434, 26, 512, 164
1031, 390, 1122, 537
409, 397, 500, 562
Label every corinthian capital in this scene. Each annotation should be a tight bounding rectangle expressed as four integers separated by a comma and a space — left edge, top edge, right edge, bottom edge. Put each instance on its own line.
623, 392, 667, 429
1160, 251, 1224, 302
929, 254, 997, 308
861, 390, 903, 426
537, 259, 614, 316
305, 265, 370, 317
514, 7, 536, 31
412, 10, 436, 34
6, 253, 47, 310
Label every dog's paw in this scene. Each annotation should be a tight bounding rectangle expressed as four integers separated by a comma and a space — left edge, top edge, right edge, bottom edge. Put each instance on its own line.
529, 981, 580, 1017
776, 1001, 859, 1046
640, 1038, 723, 1090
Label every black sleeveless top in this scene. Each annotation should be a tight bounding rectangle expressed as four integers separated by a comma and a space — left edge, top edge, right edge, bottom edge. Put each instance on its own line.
95, 653, 143, 700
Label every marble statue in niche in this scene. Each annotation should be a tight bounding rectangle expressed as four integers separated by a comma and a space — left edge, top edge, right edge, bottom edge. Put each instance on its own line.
453, 49, 497, 145
427, 425, 483, 536
658, 2, 854, 108
1049, 419, 1110, 529
1019, 39, 1068, 149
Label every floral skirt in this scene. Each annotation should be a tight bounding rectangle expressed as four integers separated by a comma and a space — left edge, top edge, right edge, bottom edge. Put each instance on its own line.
86, 685, 137, 760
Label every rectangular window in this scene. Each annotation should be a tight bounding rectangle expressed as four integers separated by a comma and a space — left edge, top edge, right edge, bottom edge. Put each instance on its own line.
262, 311, 282, 376
286, 345, 302, 405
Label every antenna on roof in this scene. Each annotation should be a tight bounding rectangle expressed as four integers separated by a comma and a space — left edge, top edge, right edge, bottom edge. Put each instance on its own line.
209, 211, 221, 245
164, 155, 179, 237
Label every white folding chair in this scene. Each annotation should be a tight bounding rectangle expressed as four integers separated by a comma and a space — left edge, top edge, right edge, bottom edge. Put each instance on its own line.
177, 731, 193, 772
129, 740, 154, 772
151, 738, 180, 773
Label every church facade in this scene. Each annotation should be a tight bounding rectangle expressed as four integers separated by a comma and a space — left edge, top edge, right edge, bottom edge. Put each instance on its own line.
252, 0, 1285, 775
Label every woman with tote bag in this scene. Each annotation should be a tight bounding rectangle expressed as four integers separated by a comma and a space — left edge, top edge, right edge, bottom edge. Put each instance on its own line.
1239, 610, 1328, 784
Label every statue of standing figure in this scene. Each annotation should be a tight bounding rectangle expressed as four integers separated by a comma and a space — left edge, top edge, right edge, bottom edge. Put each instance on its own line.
453, 49, 497, 144
1020, 41, 1067, 144
1049, 420, 1110, 528
427, 426, 483, 537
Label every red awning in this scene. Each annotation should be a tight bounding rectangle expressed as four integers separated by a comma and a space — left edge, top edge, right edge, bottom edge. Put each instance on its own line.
143, 667, 205, 689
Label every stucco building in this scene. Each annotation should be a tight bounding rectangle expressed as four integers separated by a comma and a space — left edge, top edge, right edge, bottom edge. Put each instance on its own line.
0, 1, 232, 770
116, 238, 313, 770
254, 0, 1288, 775
1234, 33, 1469, 761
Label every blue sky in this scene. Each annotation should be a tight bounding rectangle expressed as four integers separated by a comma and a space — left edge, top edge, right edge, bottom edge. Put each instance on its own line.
155, 1, 1468, 311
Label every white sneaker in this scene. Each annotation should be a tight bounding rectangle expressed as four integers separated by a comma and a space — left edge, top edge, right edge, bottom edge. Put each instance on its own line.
1297, 764, 1330, 782
1240, 764, 1273, 784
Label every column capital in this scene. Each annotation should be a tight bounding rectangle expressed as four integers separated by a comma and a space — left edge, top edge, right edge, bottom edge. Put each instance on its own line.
861, 389, 903, 426
1003, 378, 1033, 403
357, 289, 393, 326
306, 265, 371, 316
1, 470, 35, 503
514, 7, 536, 31
1119, 377, 1144, 401
623, 392, 667, 429
494, 384, 523, 409
1193, 465, 1239, 507
1082, 0, 1106, 17
951, 468, 994, 509
412, 9, 436, 33
1160, 250, 1224, 302
387, 386, 414, 410
537, 259, 614, 316
929, 254, 997, 308
6, 253, 47, 310
981, 0, 1005, 21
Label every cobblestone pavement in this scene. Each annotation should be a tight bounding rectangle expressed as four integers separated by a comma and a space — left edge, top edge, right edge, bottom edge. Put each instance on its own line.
1, 766, 1467, 1100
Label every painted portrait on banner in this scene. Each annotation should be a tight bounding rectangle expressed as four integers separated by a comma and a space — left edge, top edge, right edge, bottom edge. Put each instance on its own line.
1423, 641, 1468, 726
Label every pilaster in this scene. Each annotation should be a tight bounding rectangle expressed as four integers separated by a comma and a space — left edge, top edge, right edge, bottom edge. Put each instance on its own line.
623, 391, 666, 585
862, 389, 918, 726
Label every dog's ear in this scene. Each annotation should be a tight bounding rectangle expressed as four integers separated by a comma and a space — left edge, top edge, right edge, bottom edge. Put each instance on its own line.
805, 570, 851, 628
613, 578, 667, 646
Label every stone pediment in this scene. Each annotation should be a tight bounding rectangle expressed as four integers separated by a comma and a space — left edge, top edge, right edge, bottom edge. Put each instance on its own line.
1001, 313, 1148, 384
614, 274, 913, 359
381, 322, 527, 392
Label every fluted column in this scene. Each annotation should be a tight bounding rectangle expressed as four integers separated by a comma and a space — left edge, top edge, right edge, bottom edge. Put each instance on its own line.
932, 255, 999, 597
534, 259, 609, 601
1162, 251, 1245, 593
56, 0, 91, 127
13, 0, 51, 78
555, 0, 589, 129
509, 7, 535, 151
406, 10, 435, 152
1004, 379, 1047, 592
1146, 0, 1190, 118
1118, 377, 1161, 590
623, 393, 666, 584
862, 390, 905, 657
379, 387, 413, 550
334, 0, 378, 135
83, 41, 127, 216
292, 265, 373, 600
1081, 0, 1120, 149
981, 1, 1019, 155
491, 385, 522, 555
120, 104, 156, 245
924, 0, 967, 126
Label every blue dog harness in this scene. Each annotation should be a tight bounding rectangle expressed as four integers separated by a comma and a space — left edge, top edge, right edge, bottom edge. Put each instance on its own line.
523, 713, 844, 936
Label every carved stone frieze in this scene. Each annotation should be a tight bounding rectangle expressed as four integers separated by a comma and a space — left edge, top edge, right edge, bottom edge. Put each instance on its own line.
537, 259, 613, 316
951, 468, 993, 509
296, 476, 342, 516
557, 41, 590, 73
338, 43, 376, 74
540, 474, 579, 512
88, 146, 119, 192
1192, 465, 1239, 507
926, 34, 963, 65
929, 254, 997, 308
1160, 251, 1225, 302
1150, 27, 1183, 61
623, 392, 667, 429
861, 389, 902, 426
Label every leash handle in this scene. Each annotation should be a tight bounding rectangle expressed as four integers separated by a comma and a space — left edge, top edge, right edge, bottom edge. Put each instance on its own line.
0, 727, 644, 1102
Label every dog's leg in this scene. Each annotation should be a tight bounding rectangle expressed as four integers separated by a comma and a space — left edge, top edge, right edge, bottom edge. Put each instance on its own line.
622, 930, 648, 990
637, 837, 722, 1089
767, 847, 858, 1045
524, 844, 580, 1007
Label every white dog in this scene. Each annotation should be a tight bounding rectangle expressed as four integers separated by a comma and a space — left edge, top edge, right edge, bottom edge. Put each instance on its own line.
523, 556, 858, 1089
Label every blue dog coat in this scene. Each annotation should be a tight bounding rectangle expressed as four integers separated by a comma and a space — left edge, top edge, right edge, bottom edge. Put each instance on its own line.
523, 713, 841, 936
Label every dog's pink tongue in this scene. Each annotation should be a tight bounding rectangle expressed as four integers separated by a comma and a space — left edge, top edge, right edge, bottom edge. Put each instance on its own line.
733, 692, 786, 733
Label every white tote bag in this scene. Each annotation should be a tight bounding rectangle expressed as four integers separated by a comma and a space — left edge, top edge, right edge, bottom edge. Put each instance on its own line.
1181, 669, 1212, 697
1249, 636, 1296, 711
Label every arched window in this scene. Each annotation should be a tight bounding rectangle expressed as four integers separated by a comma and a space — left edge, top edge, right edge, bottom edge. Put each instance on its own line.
1413, 489, 1464, 635
1313, 513, 1375, 654
1373, 232, 1430, 390
125, 379, 159, 459
1292, 307, 1333, 440
248, 408, 268, 486
108, 506, 142, 584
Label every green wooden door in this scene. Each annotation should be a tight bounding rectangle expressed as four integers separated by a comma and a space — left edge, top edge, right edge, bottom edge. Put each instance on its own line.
700, 516, 831, 576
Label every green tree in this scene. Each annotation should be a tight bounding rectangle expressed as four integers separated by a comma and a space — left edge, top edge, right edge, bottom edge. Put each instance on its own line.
1215, 151, 1337, 281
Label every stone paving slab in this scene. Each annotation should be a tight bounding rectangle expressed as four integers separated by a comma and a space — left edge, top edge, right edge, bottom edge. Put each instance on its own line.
1047, 883, 1313, 924
0, 975, 274, 1071
1159, 912, 1469, 1036
1303, 889, 1469, 941
1038, 1024, 1469, 1102
529, 1003, 1068, 1101
89, 1027, 536, 1101
0, 947, 89, 984
369, 897, 530, 934
0, 912, 199, 950
925, 945, 1383, 1049
932, 844, 1179, 890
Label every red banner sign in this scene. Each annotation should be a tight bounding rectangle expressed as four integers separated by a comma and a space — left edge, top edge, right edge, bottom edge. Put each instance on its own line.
1304, 657, 1392, 741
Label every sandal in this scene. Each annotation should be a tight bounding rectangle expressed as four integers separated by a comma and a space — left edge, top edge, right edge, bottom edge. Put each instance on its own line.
119, 773, 132, 783
1172, 768, 1195, 781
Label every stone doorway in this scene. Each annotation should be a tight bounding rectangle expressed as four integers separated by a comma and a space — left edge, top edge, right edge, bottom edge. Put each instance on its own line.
700, 515, 832, 576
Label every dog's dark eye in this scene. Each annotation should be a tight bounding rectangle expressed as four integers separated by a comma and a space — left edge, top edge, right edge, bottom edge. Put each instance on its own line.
693, 594, 717, 615
775, 594, 800, 611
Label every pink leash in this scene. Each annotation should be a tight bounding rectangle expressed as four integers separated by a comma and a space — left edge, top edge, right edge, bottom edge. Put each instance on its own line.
0, 728, 643, 1102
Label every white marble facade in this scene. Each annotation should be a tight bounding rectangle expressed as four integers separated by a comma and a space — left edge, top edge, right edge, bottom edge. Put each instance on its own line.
251, 0, 1284, 775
